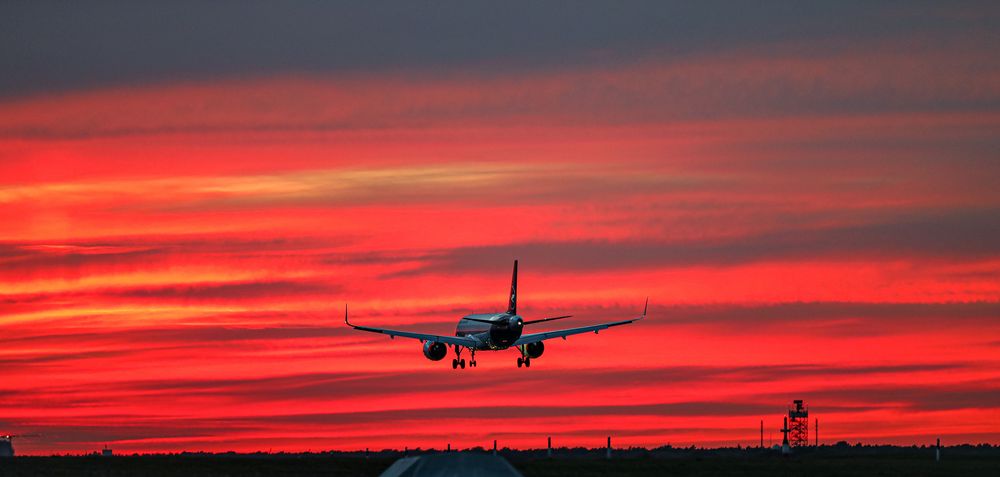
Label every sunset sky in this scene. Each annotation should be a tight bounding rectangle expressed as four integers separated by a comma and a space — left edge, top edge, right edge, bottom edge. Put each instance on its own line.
2, 2, 999, 455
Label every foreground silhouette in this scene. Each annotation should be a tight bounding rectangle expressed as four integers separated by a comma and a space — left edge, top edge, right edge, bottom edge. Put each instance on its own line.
2, 445, 999, 477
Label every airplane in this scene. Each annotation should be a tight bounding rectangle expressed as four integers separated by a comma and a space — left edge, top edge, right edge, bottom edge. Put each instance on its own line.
345, 260, 646, 369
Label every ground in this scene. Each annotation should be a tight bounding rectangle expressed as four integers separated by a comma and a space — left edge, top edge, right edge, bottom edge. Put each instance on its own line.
1, 448, 998, 477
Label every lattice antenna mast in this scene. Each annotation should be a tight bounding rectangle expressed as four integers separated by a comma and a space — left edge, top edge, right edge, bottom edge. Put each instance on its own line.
788, 400, 809, 447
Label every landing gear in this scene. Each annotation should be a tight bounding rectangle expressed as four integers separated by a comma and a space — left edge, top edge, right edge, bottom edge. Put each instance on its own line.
469, 349, 477, 368
515, 345, 532, 368
452, 346, 470, 370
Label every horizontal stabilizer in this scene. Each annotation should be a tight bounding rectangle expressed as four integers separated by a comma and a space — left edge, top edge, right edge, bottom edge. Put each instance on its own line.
523, 315, 572, 325
463, 317, 499, 325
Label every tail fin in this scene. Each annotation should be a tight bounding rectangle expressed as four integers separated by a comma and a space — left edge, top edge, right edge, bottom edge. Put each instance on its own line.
506, 259, 518, 314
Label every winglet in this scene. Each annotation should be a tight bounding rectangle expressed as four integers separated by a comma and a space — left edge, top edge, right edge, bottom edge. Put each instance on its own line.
344, 303, 354, 327
642, 297, 648, 317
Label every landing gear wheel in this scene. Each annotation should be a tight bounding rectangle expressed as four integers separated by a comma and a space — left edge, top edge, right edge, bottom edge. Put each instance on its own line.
460, 359, 466, 369
517, 357, 524, 368
525, 357, 531, 368
452, 359, 458, 369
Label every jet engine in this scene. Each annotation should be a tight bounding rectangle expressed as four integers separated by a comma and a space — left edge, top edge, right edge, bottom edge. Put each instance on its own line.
526, 341, 544, 359
422, 341, 447, 361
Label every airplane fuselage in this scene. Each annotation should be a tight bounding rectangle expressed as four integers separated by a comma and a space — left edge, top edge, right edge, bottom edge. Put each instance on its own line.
456, 313, 524, 350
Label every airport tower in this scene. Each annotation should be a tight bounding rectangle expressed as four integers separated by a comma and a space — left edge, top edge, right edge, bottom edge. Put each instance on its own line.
788, 400, 809, 447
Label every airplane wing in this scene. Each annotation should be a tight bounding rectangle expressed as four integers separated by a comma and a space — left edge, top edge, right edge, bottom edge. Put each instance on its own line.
513, 299, 647, 346
343, 305, 479, 348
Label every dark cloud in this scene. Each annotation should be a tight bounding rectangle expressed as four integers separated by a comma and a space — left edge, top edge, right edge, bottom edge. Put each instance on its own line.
401, 208, 1000, 273
0, 324, 362, 361
0, 236, 353, 282
108, 280, 339, 301
245, 402, 779, 426
2, 1, 995, 98
0, 236, 342, 268
768, 382, 1000, 412
0, 246, 161, 272
0, 350, 132, 367
655, 301, 1000, 329
4, 47, 998, 141
30, 377, 994, 433
14, 363, 973, 409
0, 280, 340, 311
2, 420, 229, 446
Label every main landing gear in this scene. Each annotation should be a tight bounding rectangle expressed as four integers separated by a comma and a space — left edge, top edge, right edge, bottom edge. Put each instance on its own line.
515, 344, 532, 368
451, 346, 477, 369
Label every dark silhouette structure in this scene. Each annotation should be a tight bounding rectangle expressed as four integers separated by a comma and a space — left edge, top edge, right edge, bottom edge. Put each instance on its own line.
780, 417, 791, 455
0, 436, 13, 457
789, 400, 809, 447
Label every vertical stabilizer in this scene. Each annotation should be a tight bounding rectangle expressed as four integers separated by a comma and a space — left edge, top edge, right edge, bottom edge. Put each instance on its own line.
506, 260, 518, 314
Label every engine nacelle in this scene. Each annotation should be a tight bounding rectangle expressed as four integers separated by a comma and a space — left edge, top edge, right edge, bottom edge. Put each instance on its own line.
423, 341, 447, 361
526, 341, 544, 359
